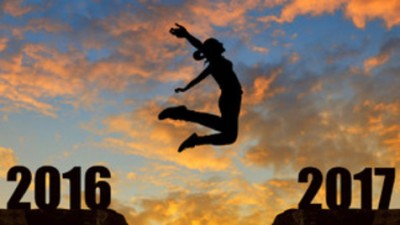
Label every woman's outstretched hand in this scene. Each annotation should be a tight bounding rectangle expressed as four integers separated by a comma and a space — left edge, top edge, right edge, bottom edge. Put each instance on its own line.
175, 87, 186, 93
170, 23, 188, 38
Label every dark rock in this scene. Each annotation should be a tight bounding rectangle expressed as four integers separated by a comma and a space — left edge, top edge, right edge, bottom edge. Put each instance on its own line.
272, 209, 400, 225
0, 209, 129, 225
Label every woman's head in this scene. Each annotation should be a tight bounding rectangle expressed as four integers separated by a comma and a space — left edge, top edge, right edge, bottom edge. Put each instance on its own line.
193, 38, 225, 61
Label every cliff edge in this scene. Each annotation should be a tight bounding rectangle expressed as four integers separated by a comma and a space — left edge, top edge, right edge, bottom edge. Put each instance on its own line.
0, 209, 128, 225
272, 209, 400, 225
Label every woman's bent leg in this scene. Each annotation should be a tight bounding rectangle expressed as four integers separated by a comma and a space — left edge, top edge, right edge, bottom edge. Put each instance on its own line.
178, 119, 238, 152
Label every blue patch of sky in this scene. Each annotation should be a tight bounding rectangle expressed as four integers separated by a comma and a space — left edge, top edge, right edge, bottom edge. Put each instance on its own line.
43, 0, 115, 20
22, 31, 71, 54
353, 21, 391, 60
20, 1, 110, 35
271, 12, 389, 76
26, 0, 43, 3
383, 25, 400, 39
0, 111, 90, 166
86, 48, 113, 62
0, 14, 26, 27
234, 6, 287, 65
157, 0, 187, 7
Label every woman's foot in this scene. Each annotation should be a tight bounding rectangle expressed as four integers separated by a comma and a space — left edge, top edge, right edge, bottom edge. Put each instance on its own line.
158, 105, 187, 120
178, 133, 198, 153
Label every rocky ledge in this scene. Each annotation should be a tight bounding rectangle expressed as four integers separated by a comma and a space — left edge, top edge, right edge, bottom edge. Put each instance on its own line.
0, 209, 128, 225
273, 209, 400, 225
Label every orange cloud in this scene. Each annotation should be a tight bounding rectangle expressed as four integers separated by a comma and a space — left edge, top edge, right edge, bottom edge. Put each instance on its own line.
0, 146, 17, 178
281, 0, 345, 22
1, 0, 32, 17
0, 38, 8, 52
359, 100, 400, 146
246, 67, 284, 105
188, 0, 260, 29
0, 44, 90, 117
364, 38, 400, 72
289, 52, 300, 64
9, 18, 71, 39
111, 175, 303, 225
346, 0, 400, 29
259, 0, 346, 24
251, 45, 269, 54
364, 53, 390, 72
259, 0, 400, 29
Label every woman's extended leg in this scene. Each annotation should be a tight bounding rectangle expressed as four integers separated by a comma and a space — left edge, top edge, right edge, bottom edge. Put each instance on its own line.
158, 105, 224, 131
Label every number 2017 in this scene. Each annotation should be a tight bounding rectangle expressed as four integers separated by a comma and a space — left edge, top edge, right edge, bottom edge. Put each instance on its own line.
298, 167, 395, 210
7, 166, 111, 210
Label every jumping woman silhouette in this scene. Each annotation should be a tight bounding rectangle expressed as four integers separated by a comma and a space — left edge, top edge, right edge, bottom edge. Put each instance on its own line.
159, 23, 243, 153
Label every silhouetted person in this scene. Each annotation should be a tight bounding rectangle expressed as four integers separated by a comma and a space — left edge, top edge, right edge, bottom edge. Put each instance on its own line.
159, 23, 243, 152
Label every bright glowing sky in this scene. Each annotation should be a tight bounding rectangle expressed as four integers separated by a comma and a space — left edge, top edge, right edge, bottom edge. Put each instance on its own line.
0, 0, 400, 224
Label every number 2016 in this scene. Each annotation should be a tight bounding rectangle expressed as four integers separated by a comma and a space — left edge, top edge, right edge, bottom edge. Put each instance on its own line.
7, 166, 111, 210
298, 167, 395, 210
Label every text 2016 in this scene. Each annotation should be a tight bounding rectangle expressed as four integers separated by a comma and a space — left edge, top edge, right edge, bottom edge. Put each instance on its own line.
7, 166, 111, 210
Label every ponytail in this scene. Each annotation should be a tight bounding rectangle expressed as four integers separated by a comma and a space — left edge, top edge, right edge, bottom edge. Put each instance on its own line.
193, 50, 205, 61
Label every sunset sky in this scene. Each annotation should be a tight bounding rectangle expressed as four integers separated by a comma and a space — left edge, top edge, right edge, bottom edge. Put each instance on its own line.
0, 0, 400, 224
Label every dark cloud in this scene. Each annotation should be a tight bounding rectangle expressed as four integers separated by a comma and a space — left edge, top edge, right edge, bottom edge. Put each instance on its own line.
240, 39, 400, 172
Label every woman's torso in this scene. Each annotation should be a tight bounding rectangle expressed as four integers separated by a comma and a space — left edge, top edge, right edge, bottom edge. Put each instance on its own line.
208, 57, 242, 94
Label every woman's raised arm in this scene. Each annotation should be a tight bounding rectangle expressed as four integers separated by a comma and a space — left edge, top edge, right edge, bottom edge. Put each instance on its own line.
170, 23, 203, 50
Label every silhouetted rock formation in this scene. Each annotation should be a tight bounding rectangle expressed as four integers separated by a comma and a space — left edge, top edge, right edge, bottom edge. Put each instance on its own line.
272, 209, 400, 225
0, 209, 128, 225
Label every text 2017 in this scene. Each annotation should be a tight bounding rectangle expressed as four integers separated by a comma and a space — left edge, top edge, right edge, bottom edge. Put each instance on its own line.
298, 167, 395, 209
